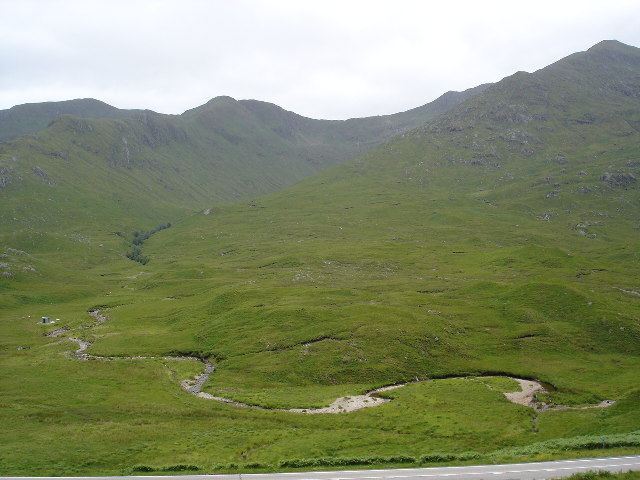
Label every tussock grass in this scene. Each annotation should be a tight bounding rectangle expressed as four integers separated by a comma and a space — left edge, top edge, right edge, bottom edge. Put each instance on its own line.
562, 471, 640, 480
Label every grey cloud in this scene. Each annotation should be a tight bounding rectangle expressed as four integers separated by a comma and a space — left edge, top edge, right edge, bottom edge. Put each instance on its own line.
1, 0, 639, 119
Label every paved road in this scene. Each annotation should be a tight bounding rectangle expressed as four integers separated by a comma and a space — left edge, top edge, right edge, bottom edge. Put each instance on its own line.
4, 456, 640, 480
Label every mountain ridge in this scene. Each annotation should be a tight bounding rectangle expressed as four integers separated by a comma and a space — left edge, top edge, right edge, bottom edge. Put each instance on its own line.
0, 83, 488, 238
0, 98, 146, 142
1, 84, 490, 143
126, 37, 640, 399
1, 39, 639, 475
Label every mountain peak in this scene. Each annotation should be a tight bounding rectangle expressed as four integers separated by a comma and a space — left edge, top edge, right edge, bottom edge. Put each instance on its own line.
587, 39, 636, 53
0, 98, 131, 141
204, 95, 238, 106
181, 96, 240, 116
584, 40, 639, 62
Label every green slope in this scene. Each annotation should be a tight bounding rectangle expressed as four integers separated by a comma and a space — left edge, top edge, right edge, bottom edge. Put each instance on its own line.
0, 98, 141, 142
0, 86, 486, 233
0, 85, 487, 302
86, 39, 640, 400
1, 41, 639, 474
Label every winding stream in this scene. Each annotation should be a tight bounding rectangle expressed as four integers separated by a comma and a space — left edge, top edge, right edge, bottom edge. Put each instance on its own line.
57, 311, 616, 415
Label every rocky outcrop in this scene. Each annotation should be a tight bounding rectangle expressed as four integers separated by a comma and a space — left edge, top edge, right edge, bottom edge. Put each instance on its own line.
600, 172, 637, 188
0, 164, 13, 188
31, 166, 55, 185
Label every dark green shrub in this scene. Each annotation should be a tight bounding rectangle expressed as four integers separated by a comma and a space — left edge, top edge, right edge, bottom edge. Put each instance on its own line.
567, 472, 614, 480
455, 451, 481, 461
385, 455, 416, 463
131, 465, 155, 472
162, 464, 199, 471
126, 246, 149, 265
244, 462, 269, 469
279, 455, 417, 468
419, 453, 455, 463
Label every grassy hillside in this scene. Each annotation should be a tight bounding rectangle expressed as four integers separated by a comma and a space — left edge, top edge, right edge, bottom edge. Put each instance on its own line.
81, 39, 640, 402
0, 98, 141, 142
0, 86, 486, 231
0, 86, 484, 307
1, 41, 639, 475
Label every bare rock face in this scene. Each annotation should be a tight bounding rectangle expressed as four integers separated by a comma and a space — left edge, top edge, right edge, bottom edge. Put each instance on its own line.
0, 164, 13, 188
599, 172, 637, 189
549, 155, 567, 165
31, 166, 56, 185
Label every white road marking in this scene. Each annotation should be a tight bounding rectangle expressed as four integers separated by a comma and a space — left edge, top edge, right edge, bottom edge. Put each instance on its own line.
325, 460, 640, 480
283, 456, 640, 476
3, 456, 640, 480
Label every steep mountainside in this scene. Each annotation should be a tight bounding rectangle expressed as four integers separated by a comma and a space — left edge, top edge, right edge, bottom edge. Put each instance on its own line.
0, 85, 486, 308
0, 98, 141, 141
1, 41, 639, 475
0, 85, 487, 238
96, 39, 640, 404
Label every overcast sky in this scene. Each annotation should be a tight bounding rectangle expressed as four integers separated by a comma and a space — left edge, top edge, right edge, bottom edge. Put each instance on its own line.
1, 0, 639, 120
